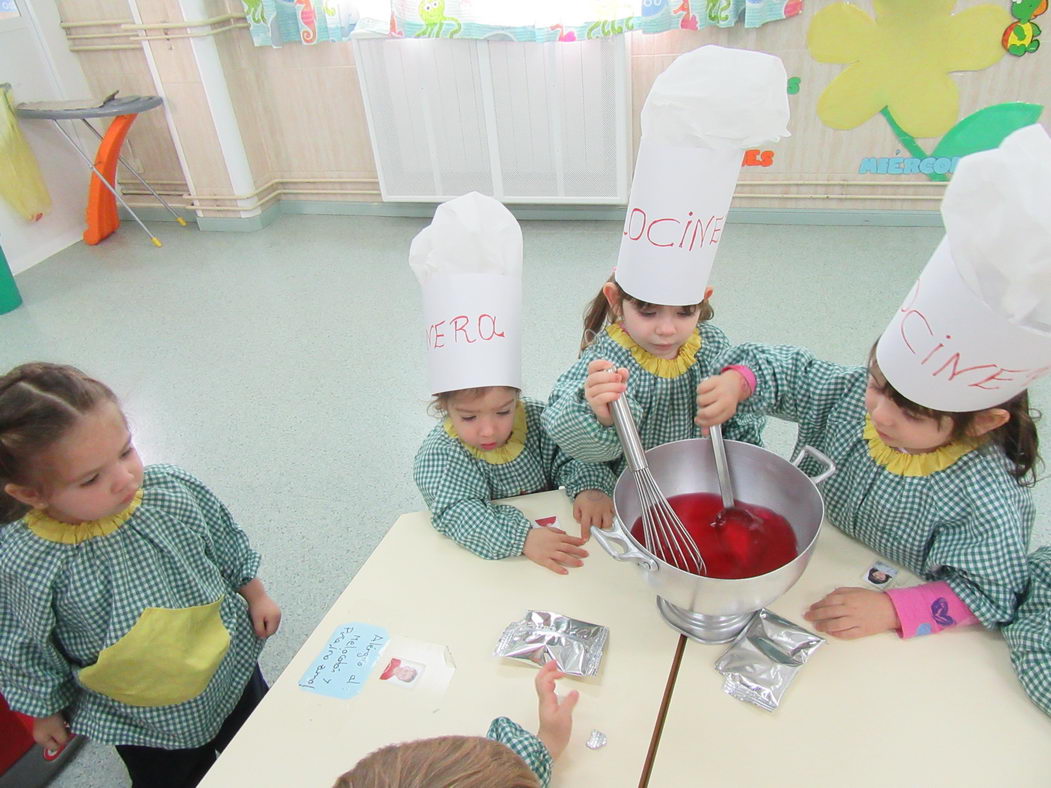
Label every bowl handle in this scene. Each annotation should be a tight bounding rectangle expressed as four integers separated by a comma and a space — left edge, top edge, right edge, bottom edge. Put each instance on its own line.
791, 445, 836, 485
592, 518, 658, 573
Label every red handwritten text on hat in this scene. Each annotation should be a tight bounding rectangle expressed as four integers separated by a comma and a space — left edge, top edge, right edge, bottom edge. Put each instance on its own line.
622, 208, 725, 253
427, 313, 505, 349
898, 300, 1051, 390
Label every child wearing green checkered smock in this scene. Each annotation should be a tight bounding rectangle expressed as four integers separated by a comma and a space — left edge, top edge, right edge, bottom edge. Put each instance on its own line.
0, 363, 280, 787
1003, 547, 1051, 716
414, 394, 616, 573
698, 344, 1038, 641
334, 661, 575, 787
542, 279, 764, 478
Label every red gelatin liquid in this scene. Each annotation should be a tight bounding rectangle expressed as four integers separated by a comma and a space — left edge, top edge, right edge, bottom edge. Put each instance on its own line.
629, 492, 798, 579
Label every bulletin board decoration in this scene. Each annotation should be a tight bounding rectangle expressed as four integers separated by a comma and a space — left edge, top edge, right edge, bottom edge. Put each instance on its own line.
1002, 0, 1046, 55
931, 102, 1044, 158
807, 1, 1011, 140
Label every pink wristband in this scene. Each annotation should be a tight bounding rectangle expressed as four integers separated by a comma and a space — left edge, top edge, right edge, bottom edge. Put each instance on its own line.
722, 365, 756, 396
885, 581, 979, 638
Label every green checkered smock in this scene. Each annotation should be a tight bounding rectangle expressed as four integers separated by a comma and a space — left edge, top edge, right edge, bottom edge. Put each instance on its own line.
1003, 547, 1051, 716
0, 464, 264, 748
487, 716, 552, 787
542, 322, 765, 477
414, 397, 615, 560
723, 343, 1031, 627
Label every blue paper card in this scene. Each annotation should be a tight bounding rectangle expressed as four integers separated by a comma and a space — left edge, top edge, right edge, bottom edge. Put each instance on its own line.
298, 623, 389, 699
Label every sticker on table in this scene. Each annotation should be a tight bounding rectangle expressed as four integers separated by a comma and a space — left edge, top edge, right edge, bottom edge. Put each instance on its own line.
376, 636, 456, 708
861, 560, 899, 589
298, 623, 389, 699
533, 515, 561, 529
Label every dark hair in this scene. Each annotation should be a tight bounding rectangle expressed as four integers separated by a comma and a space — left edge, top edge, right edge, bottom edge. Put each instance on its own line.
867, 348, 1041, 485
0, 363, 119, 522
333, 735, 540, 788
427, 386, 520, 418
580, 275, 714, 353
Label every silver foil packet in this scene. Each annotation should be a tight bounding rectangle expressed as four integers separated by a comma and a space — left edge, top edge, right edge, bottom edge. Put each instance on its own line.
494, 610, 609, 677
713, 608, 825, 711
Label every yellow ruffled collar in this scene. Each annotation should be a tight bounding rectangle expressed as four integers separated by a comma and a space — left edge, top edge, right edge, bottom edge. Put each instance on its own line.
443, 400, 527, 465
606, 323, 701, 379
863, 416, 979, 477
26, 489, 144, 544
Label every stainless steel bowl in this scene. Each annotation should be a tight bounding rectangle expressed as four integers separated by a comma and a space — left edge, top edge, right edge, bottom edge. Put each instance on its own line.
593, 438, 834, 643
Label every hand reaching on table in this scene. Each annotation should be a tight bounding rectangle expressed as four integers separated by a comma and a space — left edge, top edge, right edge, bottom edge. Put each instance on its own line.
573, 489, 614, 540
535, 660, 579, 760
524, 527, 589, 575
804, 586, 900, 639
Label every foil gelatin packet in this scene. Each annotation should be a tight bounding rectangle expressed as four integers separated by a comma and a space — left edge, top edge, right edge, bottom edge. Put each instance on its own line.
714, 608, 825, 711
494, 610, 609, 677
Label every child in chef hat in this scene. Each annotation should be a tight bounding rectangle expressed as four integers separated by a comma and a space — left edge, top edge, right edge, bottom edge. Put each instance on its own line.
543, 46, 790, 472
698, 124, 1050, 640
411, 192, 616, 574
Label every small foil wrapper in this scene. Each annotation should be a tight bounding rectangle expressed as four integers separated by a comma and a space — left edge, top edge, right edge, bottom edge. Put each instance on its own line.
586, 730, 608, 750
713, 609, 824, 712
493, 610, 609, 677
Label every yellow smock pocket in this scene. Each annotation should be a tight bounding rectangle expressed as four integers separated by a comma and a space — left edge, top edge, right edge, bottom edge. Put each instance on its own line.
79, 598, 231, 707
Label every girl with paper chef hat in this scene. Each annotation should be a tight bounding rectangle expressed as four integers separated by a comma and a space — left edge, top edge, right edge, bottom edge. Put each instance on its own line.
543, 46, 789, 472
698, 124, 1051, 641
411, 192, 616, 574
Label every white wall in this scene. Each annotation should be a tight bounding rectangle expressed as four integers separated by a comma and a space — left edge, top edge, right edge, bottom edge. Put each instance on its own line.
0, 0, 92, 274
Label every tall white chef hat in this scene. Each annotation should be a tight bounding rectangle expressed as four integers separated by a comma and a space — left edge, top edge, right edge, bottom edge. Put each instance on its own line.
409, 192, 523, 396
876, 124, 1051, 412
615, 45, 790, 305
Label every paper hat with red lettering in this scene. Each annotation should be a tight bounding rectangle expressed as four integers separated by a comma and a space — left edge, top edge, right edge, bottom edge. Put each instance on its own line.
876, 124, 1051, 412
410, 192, 523, 396
615, 45, 790, 306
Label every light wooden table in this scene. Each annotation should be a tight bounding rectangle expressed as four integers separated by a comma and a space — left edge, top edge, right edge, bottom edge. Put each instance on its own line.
648, 524, 1051, 788
200, 490, 683, 787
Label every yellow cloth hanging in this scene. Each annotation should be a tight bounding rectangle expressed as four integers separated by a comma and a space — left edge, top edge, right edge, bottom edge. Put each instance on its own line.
0, 85, 51, 221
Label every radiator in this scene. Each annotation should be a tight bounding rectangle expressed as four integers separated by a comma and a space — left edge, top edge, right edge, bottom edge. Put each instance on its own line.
353, 37, 630, 204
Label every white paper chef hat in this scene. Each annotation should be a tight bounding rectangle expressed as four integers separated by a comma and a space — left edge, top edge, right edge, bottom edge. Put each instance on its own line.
615, 45, 790, 306
876, 125, 1051, 412
409, 192, 523, 396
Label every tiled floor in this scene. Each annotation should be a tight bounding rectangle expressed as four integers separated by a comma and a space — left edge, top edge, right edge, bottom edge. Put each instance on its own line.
2, 214, 1048, 786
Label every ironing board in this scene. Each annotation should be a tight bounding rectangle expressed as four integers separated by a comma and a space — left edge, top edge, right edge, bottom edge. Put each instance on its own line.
16, 95, 184, 247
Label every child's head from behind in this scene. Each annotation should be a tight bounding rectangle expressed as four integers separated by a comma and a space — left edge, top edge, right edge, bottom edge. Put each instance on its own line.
333, 735, 540, 788
581, 276, 714, 357
865, 349, 1039, 483
0, 363, 142, 524
432, 386, 520, 453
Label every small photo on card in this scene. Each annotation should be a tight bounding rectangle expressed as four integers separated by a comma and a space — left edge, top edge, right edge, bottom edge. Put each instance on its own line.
378, 657, 426, 688
533, 515, 560, 529
861, 560, 899, 589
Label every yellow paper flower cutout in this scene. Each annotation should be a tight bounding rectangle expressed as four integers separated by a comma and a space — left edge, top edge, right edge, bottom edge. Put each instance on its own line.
808, 0, 1011, 138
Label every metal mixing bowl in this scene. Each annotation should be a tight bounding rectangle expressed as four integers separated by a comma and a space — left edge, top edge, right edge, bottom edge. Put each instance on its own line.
593, 438, 834, 643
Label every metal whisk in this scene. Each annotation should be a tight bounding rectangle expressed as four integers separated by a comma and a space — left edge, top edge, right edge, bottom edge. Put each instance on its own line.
610, 395, 706, 575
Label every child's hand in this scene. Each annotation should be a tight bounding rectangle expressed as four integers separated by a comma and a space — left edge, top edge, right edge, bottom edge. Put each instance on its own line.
804, 587, 900, 639
32, 713, 70, 751
583, 360, 628, 427
524, 527, 589, 574
239, 578, 283, 638
694, 371, 750, 430
535, 660, 579, 760
573, 489, 614, 540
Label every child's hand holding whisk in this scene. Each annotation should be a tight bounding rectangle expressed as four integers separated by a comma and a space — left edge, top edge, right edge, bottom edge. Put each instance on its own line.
583, 360, 628, 427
